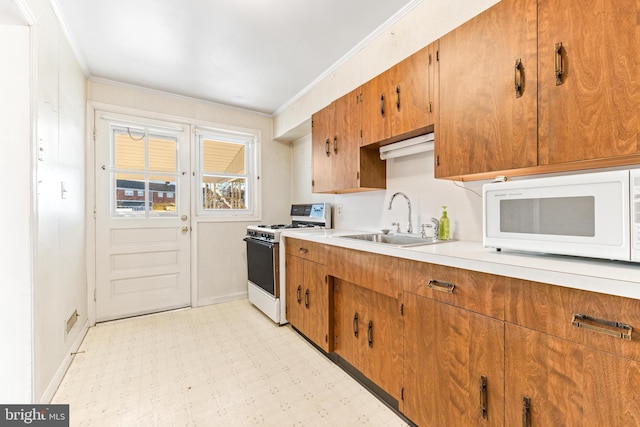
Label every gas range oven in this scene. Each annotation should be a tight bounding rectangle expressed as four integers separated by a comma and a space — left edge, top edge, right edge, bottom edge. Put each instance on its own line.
244, 203, 331, 323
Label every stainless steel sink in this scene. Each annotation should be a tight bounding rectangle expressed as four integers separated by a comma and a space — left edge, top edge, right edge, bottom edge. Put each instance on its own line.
335, 233, 451, 248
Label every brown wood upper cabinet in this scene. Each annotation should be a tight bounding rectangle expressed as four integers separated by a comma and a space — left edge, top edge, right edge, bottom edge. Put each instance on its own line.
436, 0, 640, 180
361, 44, 436, 147
537, 0, 640, 166
435, 0, 538, 179
311, 89, 386, 194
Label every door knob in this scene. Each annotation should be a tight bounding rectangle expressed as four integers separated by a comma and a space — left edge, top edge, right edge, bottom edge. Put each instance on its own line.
181, 226, 189, 233
181, 215, 188, 221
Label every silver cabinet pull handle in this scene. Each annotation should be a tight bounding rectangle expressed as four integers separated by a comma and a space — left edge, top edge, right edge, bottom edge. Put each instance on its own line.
571, 313, 632, 340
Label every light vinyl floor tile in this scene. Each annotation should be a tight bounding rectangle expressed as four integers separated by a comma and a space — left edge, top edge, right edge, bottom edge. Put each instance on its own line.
52, 299, 410, 427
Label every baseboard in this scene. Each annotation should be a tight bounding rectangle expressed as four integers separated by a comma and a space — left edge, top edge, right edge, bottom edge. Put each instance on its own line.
196, 291, 247, 307
39, 319, 90, 403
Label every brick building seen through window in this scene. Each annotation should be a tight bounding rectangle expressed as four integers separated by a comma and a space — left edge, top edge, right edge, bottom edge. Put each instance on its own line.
116, 179, 175, 212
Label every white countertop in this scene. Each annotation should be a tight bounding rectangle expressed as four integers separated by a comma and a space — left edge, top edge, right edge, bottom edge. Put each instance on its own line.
281, 228, 640, 300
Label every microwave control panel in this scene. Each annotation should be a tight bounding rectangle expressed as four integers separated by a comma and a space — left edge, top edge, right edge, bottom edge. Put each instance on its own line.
632, 169, 640, 261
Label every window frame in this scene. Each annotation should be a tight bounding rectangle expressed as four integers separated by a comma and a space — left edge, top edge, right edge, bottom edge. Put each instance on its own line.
195, 126, 261, 221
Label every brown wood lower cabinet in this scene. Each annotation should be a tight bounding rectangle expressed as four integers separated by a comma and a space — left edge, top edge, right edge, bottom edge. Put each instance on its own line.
506, 324, 640, 426
285, 254, 331, 352
286, 240, 640, 426
333, 278, 403, 401
403, 292, 505, 426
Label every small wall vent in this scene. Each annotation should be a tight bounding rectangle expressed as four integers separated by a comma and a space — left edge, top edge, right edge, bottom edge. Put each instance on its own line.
66, 309, 79, 334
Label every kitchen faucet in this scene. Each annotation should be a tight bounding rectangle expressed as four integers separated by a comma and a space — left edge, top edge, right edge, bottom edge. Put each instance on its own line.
388, 192, 412, 233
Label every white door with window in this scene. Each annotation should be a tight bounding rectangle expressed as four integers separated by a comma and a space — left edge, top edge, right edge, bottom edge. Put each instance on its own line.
94, 112, 191, 322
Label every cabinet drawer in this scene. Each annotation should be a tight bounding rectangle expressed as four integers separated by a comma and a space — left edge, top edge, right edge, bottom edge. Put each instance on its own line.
399, 259, 505, 320
285, 238, 327, 264
328, 246, 399, 299
506, 279, 640, 361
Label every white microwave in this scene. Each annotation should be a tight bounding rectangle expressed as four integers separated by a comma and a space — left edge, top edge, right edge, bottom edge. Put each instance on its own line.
483, 169, 640, 262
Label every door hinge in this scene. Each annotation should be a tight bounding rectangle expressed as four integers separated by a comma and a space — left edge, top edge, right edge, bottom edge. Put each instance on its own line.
93, 288, 96, 302
356, 171, 360, 180
436, 50, 440, 62
312, 179, 315, 187
401, 388, 404, 401
325, 334, 328, 343
325, 275, 328, 284
92, 127, 96, 141
400, 303, 404, 316
436, 154, 440, 167
334, 335, 338, 345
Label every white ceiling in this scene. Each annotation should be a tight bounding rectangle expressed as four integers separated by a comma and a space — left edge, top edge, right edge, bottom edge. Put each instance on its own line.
54, 0, 417, 114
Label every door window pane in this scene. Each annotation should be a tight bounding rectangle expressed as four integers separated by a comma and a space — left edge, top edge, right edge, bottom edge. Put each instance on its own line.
115, 129, 145, 171
115, 173, 147, 216
149, 135, 177, 172
150, 175, 177, 216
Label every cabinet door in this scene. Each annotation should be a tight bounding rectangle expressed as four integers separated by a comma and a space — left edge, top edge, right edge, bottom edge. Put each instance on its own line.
311, 104, 334, 193
403, 292, 505, 426
390, 45, 431, 137
428, 40, 438, 134
285, 255, 305, 329
538, 0, 640, 165
303, 261, 330, 352
362, 288, 403, 401
361, 72, 391, 146
331, 90, 360, 192
506, 324, 640, 426
436, 0, 537, 178
333, 279, 366, 370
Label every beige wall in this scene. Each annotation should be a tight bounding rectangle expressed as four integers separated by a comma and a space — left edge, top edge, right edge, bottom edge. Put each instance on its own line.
13, 0, 90, 403
87, 80, 292, 305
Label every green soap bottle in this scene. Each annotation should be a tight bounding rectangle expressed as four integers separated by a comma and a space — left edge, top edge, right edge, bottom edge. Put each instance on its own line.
438, 206, 450, 241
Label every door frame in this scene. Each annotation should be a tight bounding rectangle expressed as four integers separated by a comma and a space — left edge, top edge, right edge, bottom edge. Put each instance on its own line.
86, 102, 200, 326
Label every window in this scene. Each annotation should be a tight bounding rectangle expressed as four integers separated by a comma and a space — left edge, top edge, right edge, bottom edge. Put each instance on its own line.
197, 127, 260, 219
111, 125, 180, 217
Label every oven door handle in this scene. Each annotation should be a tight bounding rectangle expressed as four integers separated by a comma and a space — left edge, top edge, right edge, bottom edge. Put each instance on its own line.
243, 237, 276, 249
